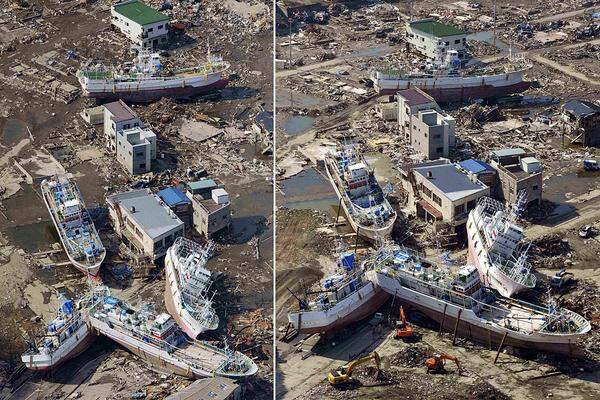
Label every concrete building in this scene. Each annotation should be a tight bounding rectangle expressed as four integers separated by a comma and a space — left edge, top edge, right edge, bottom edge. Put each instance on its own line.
397, 88, 440, 139
104, 100, 143, 152
400, 160, 489, 229
166, 377, 242, 400
111, 0, 170, 49
186, 180, 232, 238
116, 126, 156, 175
157, 187, 193, 229
406, 19, 467, 64
410, 109, 456, 160
489, 148, 543, 207
459, 159, 497, 188
561, 99, 600, 147
81, 106, 105, 125
106, 189, 184, 260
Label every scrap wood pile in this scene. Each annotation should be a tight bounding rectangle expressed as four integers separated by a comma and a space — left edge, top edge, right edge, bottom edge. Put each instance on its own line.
561, 281, 600, 357
529, 234, 572, 268
455, 103, 503, 129
388, 343, 434, 368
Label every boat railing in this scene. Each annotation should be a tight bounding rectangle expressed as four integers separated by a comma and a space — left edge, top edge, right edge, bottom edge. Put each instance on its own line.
372, 265, 588, 335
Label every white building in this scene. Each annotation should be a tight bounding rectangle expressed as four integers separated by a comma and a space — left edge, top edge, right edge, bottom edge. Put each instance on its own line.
410, 110, 456, 160
106, 189, 184, 260
397, 88, 441, 139
103, 100, 143, 153
111, 0, 170, 49
116, 127, 157, 175
406, 19, 467, 64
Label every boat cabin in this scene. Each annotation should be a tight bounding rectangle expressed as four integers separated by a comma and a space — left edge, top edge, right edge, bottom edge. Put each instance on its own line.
451, 265, 481, 296
149, 313, 177, 340
485, 211, 523, 258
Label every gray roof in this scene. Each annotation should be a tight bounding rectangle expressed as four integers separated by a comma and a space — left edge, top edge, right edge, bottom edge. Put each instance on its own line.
490, 148, 526, 158
106, 189, 183, 240
165, 377, 239, 400
562, 99, 600, 117
414, 163, 487, 201
104, 100, 138, 122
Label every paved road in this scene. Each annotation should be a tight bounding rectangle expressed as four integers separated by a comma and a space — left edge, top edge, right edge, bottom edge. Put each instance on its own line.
531, 6, 598, 23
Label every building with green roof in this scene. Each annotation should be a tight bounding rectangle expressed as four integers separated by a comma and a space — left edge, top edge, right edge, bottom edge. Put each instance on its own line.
406, 19, 469, 64
111, 0, 170, 49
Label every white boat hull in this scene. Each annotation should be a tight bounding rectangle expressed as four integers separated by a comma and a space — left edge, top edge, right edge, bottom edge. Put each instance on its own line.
40, 180, 105, 276
288, 280, 389, 334
21, 322, 95, 371
164, 249, 218, 339
324, 159, 396, 243
466, 212, 532, 298
366, 269, 586, 356
370, 67, 532, 101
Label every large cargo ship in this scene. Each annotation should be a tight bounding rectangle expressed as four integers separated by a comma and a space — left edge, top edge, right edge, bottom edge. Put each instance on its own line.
164, 237, 219, 339
41, 174, 106, 276
288, 252, 389, 334
87, 292, 257, 378
76, 50, 230, 103
370, 54, 532, 102
324, 144, 397, 243
364, 244, 590, 356
466, 197, 536, 298
21, 296, 95, 371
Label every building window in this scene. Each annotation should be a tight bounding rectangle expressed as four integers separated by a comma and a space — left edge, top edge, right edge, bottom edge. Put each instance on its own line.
148, 27, 154, 32
532, 185, 538, 190
455, 204, 465, 215
158, 24, 163, 29
432, 193, 442, 206
124, 124, 130, 129
135, 151, 144, 157
436, 147, 444, 153
445, 41, 449, 45
454, 39, 460, 44
139, 163, 146, 169
434, 134, 441, 139
467, 200, 476, 211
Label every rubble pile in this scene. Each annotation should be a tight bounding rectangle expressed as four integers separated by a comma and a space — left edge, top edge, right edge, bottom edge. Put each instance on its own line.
561, 281, 600, 357
529, 234, 572, 268
455, 104, 504, 129
388, 343, 434, 368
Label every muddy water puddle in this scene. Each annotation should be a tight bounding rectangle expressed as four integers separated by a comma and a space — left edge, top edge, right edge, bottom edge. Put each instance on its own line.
3, 220, 57, 253
280, 168, 337, 213
281, 115, 315, 136
1, 118, 29, 146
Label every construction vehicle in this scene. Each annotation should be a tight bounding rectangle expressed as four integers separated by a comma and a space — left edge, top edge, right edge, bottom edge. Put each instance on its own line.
425, 353, 462, 374
550, 269, 574, 289
394, 306, 413, 340
328, 352, 381, 386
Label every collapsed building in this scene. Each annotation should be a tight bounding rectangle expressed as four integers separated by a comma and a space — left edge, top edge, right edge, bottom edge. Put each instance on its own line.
561, 99, 600, 147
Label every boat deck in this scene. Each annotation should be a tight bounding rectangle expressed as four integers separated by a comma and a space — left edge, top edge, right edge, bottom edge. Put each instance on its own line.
479, 301, 546, 333
176, 343, 227, 370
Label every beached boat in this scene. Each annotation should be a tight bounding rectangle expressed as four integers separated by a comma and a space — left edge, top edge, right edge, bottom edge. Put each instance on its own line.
288, 252, 389, 334
77, 50, 229, 103
164, 238, 219, 338
21, 296, 95, 371
324, 144, 397, 243
467, 197, 536, 297
87, 293, 257, 378
41, 174, 105, 276
364, 244, 590, 356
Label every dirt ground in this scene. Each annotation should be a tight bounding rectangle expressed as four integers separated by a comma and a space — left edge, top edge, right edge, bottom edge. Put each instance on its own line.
0, 0, 273, 397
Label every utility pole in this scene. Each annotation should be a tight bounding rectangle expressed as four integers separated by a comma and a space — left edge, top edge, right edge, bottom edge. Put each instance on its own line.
493, 4, 497, 48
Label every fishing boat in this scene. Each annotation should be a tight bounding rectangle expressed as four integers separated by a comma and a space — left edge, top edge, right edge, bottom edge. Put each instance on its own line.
86, 293, 257, 378
288, 252, 390, 334
466, 197, 536, 298
364, 244, 590, 356
41, 174, 105, 276
21, 296, 95, 371
370, 52, 532, 102
76, 49, 230, 103
164, 238, 219, 338
324, 144, 397, 243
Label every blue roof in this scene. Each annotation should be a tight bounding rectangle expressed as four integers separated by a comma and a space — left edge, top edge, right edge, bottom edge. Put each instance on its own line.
459, 159, 493, 174
187, 179, 217, 191
157, 187, 190, 206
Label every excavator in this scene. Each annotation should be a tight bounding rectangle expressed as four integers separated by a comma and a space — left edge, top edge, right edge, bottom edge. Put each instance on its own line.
394, 306, 413, 340
425, 353, 462, 374
328, 352, 381, 386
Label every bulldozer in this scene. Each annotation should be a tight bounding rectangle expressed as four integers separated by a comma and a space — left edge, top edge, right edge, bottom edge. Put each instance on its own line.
327, 351, 381, 386
425, 353, 462, 375
394, 306, 413, 340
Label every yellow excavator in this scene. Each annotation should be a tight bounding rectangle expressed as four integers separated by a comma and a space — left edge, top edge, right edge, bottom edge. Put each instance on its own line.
327, 352, 381, 386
